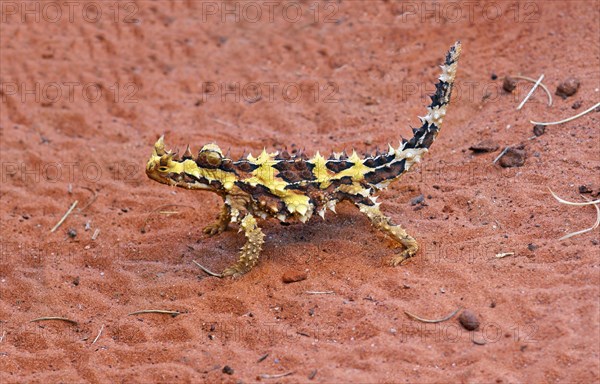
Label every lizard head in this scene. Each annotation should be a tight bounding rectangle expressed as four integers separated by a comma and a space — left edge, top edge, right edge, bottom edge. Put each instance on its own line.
146, 136, 237, 192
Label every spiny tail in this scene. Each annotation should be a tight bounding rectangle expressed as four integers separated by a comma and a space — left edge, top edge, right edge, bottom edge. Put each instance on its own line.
404, 41, 461, 151
356, 41, 461, 190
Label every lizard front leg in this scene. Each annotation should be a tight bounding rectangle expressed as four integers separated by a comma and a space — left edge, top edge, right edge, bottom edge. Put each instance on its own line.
356, 202, 419, 266
222, 214, 265, 277
203, 204, 231, 236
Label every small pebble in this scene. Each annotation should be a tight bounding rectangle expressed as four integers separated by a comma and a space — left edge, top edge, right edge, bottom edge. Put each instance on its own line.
556, 77, 580, 98
571, 100, 582, 109
459, 309, 480, 331
498, 147, 526, 168
533, 125, 545, 137
282, 270, 307, 283
410, 194, 425, 206
491, 73, 498, 80
222, 365, 234, 375
22, 214, 30, 220
67, 228, 77, 238
503, 76, 517, 92
469, 139, 499, 153
578, 185, 593, 194
527, 243, 538, 251
72, 276, 80, 286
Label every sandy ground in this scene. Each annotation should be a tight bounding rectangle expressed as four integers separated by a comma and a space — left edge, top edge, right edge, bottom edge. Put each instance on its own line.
1, 1, 599, 383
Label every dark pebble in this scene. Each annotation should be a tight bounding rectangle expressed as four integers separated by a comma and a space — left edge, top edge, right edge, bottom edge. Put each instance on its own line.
469, 139, 499, 153
556, 77, 580, 99
67, 228, 77, 238
222, 365, 234, 375
410, 194, 425, 206
503, 76, 517, 92
572, 100, 582, 109
498, 147, 526, 168
491, 73, 498, 80
578, 185, 592, 194
533, 125, 545, 137
527, 243, 538, 251
282, 270, 307, 283
72, 276, 80, 286
22, 214, 30, 220
459, 309, 480, 331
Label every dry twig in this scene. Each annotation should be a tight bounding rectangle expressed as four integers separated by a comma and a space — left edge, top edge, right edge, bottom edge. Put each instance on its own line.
128, 310, 181, 317
92, 324, 104, 344
30, 316, 78, 325
79, 187, 98, 211
511, 74, 552, 107
516, 74, 545, 110
493, 147, 510, 164
549, 188, 600, 240
531, 101, 600, 126
404, 307, 462, 323
192, 260, 223, 278
141, 204, 194, 233
50, 200, 78, 233
259, 372, 294, 379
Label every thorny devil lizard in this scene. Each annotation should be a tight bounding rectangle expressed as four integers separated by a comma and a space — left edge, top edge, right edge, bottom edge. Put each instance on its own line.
146, 41, 461, 277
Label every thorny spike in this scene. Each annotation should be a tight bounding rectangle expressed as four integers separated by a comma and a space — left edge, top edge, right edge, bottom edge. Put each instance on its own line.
299, 149, 308, 160
154, 135, 166, 156
388, 143, 395, 155
183, 144, 193, 159
159, 154, 170, 166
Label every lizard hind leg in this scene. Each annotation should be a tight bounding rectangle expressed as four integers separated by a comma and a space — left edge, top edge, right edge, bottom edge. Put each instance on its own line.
203, 204, 231, 236
356, 202, 419, 266
222, 214, 265, 278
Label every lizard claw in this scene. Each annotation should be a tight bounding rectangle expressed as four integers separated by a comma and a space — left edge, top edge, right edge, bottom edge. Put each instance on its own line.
390, 248, 418, 266
203, 223, 227, 236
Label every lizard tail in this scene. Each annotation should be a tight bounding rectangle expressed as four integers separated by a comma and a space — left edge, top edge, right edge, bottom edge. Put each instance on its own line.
357, 41, 462, 190
322, 42, 461, 191
403, 41, 462, 151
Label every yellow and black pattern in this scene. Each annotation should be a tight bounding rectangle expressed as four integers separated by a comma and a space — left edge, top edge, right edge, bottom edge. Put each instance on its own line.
146, 42, 462, 277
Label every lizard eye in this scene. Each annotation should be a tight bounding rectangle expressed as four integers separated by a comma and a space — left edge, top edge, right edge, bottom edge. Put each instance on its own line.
158, 166, 169, 172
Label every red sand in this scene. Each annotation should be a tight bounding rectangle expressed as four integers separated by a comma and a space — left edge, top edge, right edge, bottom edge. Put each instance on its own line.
1, 1, 599, 383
